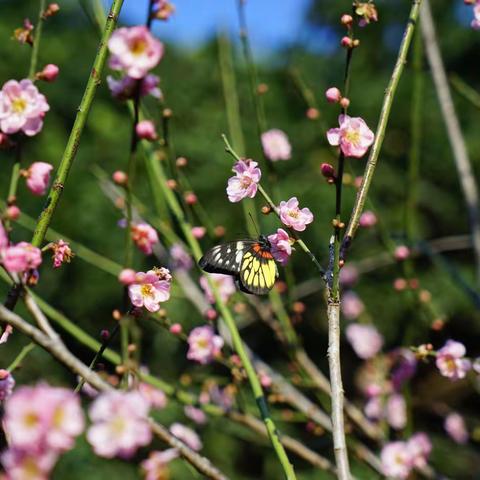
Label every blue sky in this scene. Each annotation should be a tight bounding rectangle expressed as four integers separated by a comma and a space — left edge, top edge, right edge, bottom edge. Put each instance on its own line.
109, 0, 318, 54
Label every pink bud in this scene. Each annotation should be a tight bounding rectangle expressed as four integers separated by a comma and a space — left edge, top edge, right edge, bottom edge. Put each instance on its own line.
320, 163, 336, 179
184, 192, 197, 205
169, 323, 182, 334
136, 120, 157, 141
118, 268, 137, 285
306, 107, 320, 120
394, 245, 410, 261
359, 210, 377, 228
393, 278, 407, 291
205, 308, 218, 321
191, 226, 206, 239
341, 14, 353, 26
37, 63, 59, 82
6, 205, 20, 221
354, 176, 363, 189
112, 170, 128, 185
325, 87, 341, 103
341, 36, 353, 48
339, 97, 350, 109
260, 372, 272, 388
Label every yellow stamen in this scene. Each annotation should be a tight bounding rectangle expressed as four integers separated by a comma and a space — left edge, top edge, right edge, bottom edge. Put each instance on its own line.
12, 97, 27, 113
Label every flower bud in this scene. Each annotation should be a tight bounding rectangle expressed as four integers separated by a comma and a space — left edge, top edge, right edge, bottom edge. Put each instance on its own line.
341, 36, 353, 48
214, 225, 226, 237
169, 323, 182, 334
184, 191, 197, 205
325, 87, 341, 103
339, 97, 350, 109
118, 268, 137, 285
101, 329, 110, 340
341, 14, 353, 26
5, 205, 20, 221
191, 226, 206, 239
257, 83, 269, 94
176, 156, 188, 168
36, 64, 59, 82
394, 245, 410, 261
136, 120, 157, 141
166, 179, 177, 189
393, 278, 407, 291
359, 210, 377, 228
261, 205, 272, 215
205, 308, 218, 321
163, 108, 173, 118
42, 3, 60, 18
112, 170, 128, 185
320, 162, 336, 179
306, 107, 320, 119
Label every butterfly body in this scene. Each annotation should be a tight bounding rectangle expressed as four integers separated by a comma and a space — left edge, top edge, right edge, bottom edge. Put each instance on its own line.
199, 235, 278, 295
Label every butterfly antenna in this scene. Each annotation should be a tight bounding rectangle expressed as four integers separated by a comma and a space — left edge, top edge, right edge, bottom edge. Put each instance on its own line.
248, 212, 261, 238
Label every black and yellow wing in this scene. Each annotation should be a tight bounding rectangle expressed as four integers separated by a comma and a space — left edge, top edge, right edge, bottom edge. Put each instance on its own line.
198, 238, 278, 295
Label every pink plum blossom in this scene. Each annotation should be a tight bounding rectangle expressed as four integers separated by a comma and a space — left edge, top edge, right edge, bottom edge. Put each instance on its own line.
2, 241, 42, 274
51, 239, 73, 268
200, 273, 236, 303
341, 291, 365, 320
128, 269, 171, 312
3, 384, 84, 451
184, 405, 208, 425
138, 383, 168, 410
267, 228, 292, 266
261, 129, 292, 161
326, 114, 374, 158
444, 412, 468, 444
87, 390, 152, 458
187, 325, 224, 365
141, 449, 178, 480
24, 162, 53, 196
345, 323, 383, 359
472, 3, 480, 29
380, 441, 412, 479
108, 26, 164, 79
226, 159, 261, 203
407, 432, 432, 469
339, 265, 359, 287
1, 447, 58, 480
0, 79, 49, 136
435, 339, 471, 380
107, 73, 161, 100
170, 243, 193, 270
169, 423, 203, 451
386, 393, 407, 430
131, 222, 159, 255
0, 370, 15, 401
278, 197, 314, 232
364, 396, 382, 420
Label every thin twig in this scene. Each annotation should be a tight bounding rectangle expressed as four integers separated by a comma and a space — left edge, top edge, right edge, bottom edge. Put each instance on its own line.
28, 0, 47, 79
341, 0, 423, 259
420, 0, 480, 284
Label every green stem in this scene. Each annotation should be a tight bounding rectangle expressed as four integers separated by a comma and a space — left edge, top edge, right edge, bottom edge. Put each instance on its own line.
28, 0, 47, 79
5, 141, 23, 230
342, 0, 423, 257
450, 73, 480, 110
31, 0, 125, 248
7, 342, 36, 371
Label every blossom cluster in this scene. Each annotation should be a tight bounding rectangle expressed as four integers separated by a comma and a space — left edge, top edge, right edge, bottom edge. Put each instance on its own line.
2, 384, 84, 479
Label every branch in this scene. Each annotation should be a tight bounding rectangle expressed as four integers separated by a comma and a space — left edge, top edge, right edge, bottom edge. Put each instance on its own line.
341, 0, 423, 258
420, 0, 480, 285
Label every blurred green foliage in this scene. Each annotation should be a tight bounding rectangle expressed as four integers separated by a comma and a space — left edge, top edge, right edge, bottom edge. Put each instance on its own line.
1, 0, 480, 478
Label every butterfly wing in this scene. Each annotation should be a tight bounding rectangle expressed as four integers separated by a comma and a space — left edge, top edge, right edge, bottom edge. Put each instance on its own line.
239, 242, 278, 295
198, 241, 255, 276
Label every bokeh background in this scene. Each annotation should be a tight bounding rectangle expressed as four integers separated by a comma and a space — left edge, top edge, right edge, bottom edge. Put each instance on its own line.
0, 0, 480, 478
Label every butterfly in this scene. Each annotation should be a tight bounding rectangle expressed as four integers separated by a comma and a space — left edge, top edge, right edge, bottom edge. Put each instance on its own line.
198, 235, 278, 295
